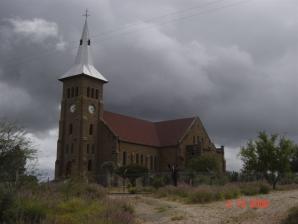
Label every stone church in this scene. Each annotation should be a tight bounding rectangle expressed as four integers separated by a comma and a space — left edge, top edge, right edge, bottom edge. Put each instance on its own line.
54, 17, 225, 181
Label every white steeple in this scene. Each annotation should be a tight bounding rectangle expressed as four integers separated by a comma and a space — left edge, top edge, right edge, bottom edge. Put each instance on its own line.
59, 11, 108, 82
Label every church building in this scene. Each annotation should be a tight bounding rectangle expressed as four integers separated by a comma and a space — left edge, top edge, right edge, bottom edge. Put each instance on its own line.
54, 16, 225, 181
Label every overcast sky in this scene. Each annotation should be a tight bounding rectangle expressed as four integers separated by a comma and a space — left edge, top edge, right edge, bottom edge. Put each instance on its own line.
0, 0, 298, 176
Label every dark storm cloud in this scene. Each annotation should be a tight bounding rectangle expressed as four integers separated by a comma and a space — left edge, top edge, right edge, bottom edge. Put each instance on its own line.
0, 0, 298, 170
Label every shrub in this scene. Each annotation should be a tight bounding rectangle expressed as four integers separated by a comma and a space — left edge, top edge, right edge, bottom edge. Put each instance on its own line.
151, 175, 167, 189
283, 206, 298, 224
187, 189, 214, 203
128, 187, 137, 194
259, 183, 270, 194
18, 199, 47, 224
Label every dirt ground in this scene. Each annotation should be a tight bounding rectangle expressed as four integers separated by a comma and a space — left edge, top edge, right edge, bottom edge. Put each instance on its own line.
111, 189, 298, 224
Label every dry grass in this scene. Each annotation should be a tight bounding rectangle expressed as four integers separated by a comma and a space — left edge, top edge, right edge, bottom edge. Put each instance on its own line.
0, 181, 135, 224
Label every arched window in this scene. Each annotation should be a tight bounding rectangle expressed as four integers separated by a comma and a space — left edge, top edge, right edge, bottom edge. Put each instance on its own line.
75, 87, 79, 96
87, 87, 90, 97
88, 160, 92, 171
150, 156, 153, 170
69, 124, 73, 135
89, 124, 93, 135
123, 151, 127, 165
66, 161, 72, 176
140, 154, 144, 165
86, 144, 90, 154
95, 89, 98, 99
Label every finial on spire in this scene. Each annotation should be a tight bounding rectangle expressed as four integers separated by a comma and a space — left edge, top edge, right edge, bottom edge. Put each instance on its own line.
83, 9, 90, 21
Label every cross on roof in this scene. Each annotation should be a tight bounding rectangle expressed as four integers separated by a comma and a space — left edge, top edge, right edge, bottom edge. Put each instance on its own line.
83, 9, 90, 20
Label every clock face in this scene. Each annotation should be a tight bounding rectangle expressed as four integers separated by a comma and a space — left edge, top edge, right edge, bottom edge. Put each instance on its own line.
70, 104, 76, 113
88, 105, 95, 114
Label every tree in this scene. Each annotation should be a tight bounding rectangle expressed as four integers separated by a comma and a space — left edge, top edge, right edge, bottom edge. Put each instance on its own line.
186, 153, 222, 174
116, 164, 148, 187
239, 132, 295, 189
290, 146, 298, 173
0, 120, 36, 185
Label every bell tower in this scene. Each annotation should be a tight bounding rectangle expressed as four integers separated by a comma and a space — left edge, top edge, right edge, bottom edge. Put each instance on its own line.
55, 11, 108, 180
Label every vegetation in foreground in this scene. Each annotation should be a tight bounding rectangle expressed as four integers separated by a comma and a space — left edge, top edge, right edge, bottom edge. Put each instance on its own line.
151, 182, 271, 204
0, 181, 135, 224
283, 206, 298, 224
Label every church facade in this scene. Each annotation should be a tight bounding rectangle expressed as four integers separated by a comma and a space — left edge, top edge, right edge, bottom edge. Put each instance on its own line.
54, 17, 225, 181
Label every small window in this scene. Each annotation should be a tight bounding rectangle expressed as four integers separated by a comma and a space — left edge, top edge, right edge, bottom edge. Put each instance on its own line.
145, 156, 148, 168
75, 87, 79, 96
95, 89, 98, 99
91, 144, 95, 154
140, 154, 144, 165
67, 88, 70, 98
150, 156, 153, 170
80, 39, 83, 45
136, 153, 139, 164
87, 144, 90, 154
71, 87, 74, 97
88, 39, 91, 45
89, 124, 93, 135
69, 124, 73, 135
123, 151, 127, 165
65, 145, 69, 154
88, 160, 92, 171
130, 153, 134, 164
70, 144, 74, 154
91, 88, 94, 98
87, 87, 90, 97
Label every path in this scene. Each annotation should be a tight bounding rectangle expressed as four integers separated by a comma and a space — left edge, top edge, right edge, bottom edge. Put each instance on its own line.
110, 189, 298, 224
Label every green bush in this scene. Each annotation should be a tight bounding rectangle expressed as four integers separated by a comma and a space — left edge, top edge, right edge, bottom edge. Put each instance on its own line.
18, 199, 47, 223
151, 175, 167, 189
259, 183, 270, 194
187, 190, 214, 203
283, 206, 298, 224
128, 187, 137, 194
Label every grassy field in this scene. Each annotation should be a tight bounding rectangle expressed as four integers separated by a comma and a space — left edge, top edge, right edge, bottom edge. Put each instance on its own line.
0, 181, 135, 224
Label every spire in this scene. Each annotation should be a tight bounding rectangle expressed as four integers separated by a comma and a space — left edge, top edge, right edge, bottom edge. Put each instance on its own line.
59, 10, 108, 82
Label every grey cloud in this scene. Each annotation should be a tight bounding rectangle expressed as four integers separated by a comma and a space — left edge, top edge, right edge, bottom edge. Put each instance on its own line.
0, 0, 298, 171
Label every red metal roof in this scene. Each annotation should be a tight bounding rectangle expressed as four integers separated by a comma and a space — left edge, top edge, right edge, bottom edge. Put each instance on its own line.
103, 111, 195, 147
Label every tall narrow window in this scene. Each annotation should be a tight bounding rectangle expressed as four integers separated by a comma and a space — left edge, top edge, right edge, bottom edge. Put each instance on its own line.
91, 88, 94, 98
145, 157, 148, 168
193, 136, 196, 145
197, 136, 200, 145
154, 156, 157, 170
150, 156, 153, 170
75, 87, 79, 96
140, 154, 144, 165
87, 87, 90, 97
136, 153, 139, 164
88, 160, 92, 171
71, 87, 74, 97
123, 151, 127, 165
89, 124, 93, 135
86, 144, 90, 154
130, 153, 134, 164
95, 89, 98, 99
91, 144, 95, 154
67, 88, 70, 98
69, 124, 73, 135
